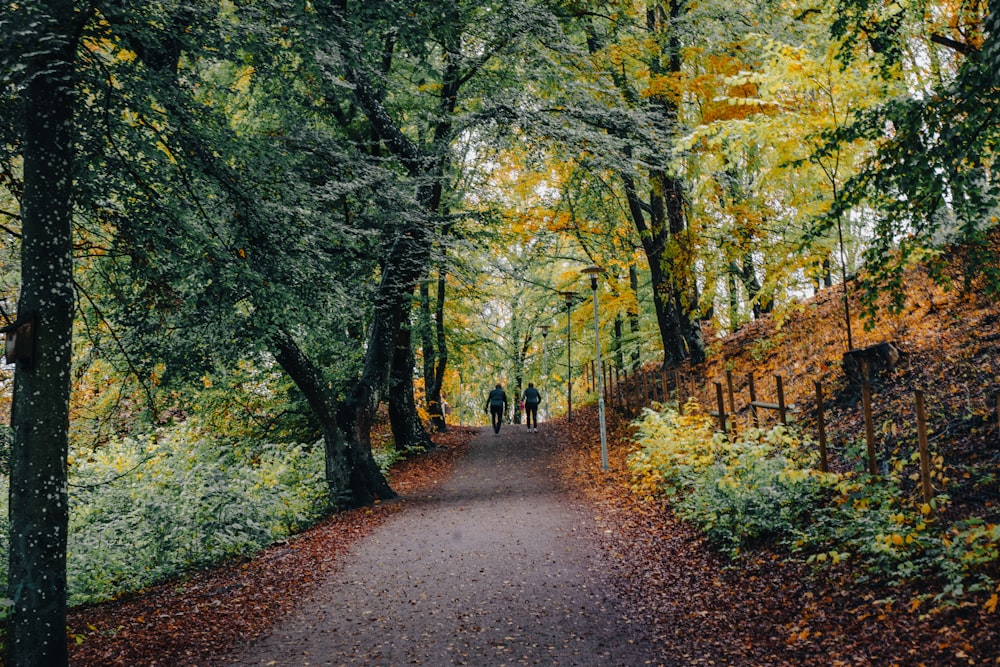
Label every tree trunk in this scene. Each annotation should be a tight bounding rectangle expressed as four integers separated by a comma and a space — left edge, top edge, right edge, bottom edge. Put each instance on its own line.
727, 263, 741, 331
628, 265, 642, 369
652, 0, 706, 365
389, 320, 434, 450
620, 172, 687, 365
613, 315, 625, 370
270, 329, 395, 509
6, 6, 79, 665
338, 20, 459, 450
420, 272, 449, 432
741, 253, 773, 318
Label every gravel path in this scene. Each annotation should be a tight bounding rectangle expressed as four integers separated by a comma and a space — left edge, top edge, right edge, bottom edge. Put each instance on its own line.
221, 425, 665, 666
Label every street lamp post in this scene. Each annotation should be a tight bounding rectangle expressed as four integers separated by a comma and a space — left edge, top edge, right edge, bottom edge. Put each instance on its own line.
539, 324, 551, 422
559, 291, 577, 422
582, 266, 608, 470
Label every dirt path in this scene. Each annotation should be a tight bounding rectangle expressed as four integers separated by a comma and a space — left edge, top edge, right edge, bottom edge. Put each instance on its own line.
219, 425, 665, 666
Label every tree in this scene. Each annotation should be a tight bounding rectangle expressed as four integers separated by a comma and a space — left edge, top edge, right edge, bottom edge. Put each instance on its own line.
1, 2, 86, 664
824, 0, 1000, 317
509, 0, 708, 367
66, 0, 400, 507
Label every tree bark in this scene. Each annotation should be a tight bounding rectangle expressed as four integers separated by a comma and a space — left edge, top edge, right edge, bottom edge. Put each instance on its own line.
621, 172, 687, 365
628, 265, 642, 368
6, 5, 80, 665
420, 273, 449, 432
271, 329, 395, 509
389, 319, 434, 450
651, 0, 706, 364
334, 8, 460, 456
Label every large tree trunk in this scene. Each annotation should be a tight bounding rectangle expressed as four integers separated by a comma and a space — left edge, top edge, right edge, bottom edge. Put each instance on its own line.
389, 319, 434, 450
6, 5, 80, 665
419, 273, 449, 432
660, 171, 706, 364
337, 18, 459, 454
621, 172, 687, 365
649, 0, 706, 365
270, 329, 395, 509
584, 17, 694, 368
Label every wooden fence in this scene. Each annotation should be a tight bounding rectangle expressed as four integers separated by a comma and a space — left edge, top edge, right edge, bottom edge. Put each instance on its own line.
596, 362, 965, 507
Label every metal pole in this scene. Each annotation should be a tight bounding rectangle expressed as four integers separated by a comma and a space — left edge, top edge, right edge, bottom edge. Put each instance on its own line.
590, 277, 608, 469
561, 291, 576, 423
540, 325, 550, 422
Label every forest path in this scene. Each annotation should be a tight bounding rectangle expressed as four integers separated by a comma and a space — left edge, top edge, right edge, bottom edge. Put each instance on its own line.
219, 423, 664, 666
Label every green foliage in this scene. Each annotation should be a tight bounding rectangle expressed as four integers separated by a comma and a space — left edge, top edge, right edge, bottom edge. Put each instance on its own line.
630, 406, 830, 557
0, 423, 327, 607
820, 3, 1000, 320
629, 402, 1000, 602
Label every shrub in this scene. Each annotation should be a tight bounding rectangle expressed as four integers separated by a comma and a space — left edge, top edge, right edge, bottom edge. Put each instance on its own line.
630, 404, 832, 557
0, 422, 328, 606
628, 401, 1000, 602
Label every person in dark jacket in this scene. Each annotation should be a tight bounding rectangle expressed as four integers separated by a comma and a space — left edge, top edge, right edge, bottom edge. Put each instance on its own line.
484, 383, 508, 434
522, 382, 542, 432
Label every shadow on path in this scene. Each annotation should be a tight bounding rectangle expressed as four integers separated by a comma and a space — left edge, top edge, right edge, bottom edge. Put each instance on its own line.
221, 424, 665, 666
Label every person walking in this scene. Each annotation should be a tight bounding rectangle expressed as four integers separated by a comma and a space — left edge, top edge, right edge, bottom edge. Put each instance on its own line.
522, 382, 542, 432
484, 383, 508, 435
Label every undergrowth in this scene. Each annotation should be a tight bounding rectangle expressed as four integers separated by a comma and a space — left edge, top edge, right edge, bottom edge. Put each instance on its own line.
628, 400, 1000, 607
0, 421, 332, 607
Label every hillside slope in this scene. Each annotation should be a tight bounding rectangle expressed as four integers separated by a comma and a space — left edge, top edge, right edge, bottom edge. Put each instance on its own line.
689, 256, 1000, 523
558, 252, 1000, 665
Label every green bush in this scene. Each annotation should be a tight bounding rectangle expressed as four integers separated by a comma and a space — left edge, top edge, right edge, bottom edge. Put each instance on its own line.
630, 405, 831, 557
0, 422, 328, 606
628, 403, 1000, 602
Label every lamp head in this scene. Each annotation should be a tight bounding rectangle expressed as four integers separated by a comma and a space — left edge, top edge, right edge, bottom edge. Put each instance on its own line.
581, 265, 604, 290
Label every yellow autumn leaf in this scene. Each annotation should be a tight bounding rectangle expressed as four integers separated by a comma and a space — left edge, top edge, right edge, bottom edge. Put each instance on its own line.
984, 594, 998, 614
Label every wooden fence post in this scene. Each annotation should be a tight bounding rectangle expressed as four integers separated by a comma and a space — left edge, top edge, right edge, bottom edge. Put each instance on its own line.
748, 372, 759, 427
862, 380, 878, 475
725, 369, 737, 434
614, 368, 621, 413
676, 371, 684, 414
814, 381, 829, 473
915, 391, 934, 505
622, 368, 631, 415
660, 365, 668, 403
714, 382, 727, 433
776, 375, 787, 425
